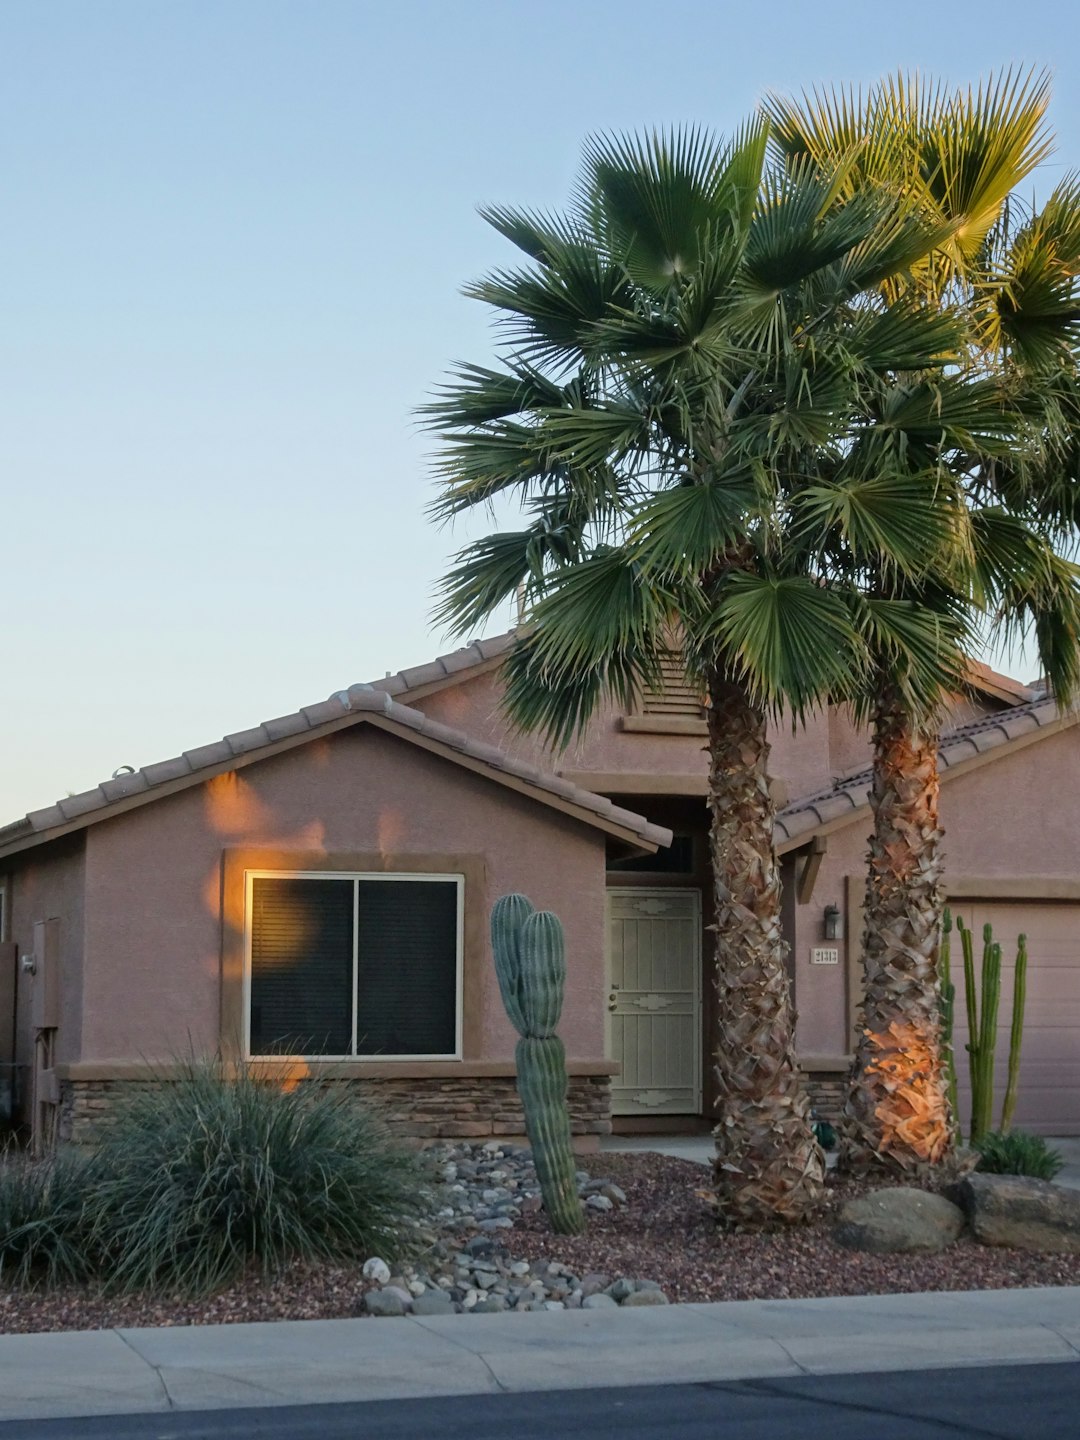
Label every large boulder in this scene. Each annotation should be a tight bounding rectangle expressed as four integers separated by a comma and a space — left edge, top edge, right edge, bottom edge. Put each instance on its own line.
956, 1173, 1080, 1253
834, 1187, 965, 1253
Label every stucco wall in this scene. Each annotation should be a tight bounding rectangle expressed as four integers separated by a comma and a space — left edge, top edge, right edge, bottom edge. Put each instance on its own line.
786, 723, 1080, 1060
419, 669, 852, 801
5, 835, 86, 1121
78, 724, 607, 1065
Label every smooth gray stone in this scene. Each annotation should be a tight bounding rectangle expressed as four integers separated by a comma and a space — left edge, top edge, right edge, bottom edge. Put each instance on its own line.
582, 1293, 619, 1310
622, 1288, 670, 1307
835, 1187, 964, 1253
363, 1289, 409, 1317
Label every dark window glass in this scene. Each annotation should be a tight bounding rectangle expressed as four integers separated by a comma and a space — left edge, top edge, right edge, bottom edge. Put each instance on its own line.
249, 877, 353, 1055
608, 833, 695, 874
355, 880, 458, 1056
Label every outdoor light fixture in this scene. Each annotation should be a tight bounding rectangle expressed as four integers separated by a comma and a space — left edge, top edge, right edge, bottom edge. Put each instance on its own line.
823, 904, 843, 941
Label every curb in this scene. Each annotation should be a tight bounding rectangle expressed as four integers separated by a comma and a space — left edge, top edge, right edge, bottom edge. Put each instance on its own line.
0, 1286, 1078, 1424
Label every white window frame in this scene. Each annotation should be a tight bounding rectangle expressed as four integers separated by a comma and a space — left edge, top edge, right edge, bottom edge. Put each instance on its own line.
243, 869, 465, 1063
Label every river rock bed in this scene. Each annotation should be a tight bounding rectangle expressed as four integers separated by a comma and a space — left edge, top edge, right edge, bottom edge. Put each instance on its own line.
4, 1147, 1080, 1333
360, 1139, 657, 1316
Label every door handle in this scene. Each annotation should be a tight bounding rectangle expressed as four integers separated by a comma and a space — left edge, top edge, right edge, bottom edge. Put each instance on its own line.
608, 990, 619, 1011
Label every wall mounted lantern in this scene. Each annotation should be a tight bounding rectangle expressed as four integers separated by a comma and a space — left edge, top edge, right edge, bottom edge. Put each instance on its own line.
823, 903, 843, 942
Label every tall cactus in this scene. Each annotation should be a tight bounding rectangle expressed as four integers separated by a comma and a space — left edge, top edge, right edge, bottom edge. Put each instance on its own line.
951, 914, 1028, 1144
938, 910, 959, 1131
491, 894, 585, 1235
1000, 933, 1028, 1134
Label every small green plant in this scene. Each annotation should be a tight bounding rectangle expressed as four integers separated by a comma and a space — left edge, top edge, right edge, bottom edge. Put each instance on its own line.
83, 1059, 432, 1296
491, 893, 585, 1235
974, 1129, 1063, 1181
811, 1119, 837, 1152
0, 1147, 96, 1289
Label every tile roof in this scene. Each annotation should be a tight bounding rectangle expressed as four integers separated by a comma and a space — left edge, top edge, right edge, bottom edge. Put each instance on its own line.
0, 684, 671, 861
774, 695, 1074, 848
367, 633, 518, 697
372, 632, 1036, 710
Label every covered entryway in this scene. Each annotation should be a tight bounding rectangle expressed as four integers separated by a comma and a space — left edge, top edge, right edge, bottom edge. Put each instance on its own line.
949, 899, 1080, 1135
605, 888, 702, 1116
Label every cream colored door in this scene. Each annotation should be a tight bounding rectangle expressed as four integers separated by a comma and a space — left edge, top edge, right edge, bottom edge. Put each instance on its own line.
606, 888, 702, 1115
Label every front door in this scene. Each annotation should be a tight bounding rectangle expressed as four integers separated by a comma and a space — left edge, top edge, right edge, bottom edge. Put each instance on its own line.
606, 888, 702, 1115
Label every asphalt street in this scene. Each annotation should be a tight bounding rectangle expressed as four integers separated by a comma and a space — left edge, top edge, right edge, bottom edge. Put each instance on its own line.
2, 1361, 1075, 1440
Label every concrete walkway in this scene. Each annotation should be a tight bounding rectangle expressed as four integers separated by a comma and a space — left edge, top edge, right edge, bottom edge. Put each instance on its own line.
602, 1135, 1080, 1188
2, 1288, 1080, 1425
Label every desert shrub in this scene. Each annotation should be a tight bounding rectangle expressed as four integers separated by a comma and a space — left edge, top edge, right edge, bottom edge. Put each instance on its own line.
974, 1129, 1063, 1181
84, 1060, 433, 1296
0, 1148, 97, 1288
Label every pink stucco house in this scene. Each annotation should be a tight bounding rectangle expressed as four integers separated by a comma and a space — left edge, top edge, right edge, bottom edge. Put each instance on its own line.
1, 634, 1078, 1150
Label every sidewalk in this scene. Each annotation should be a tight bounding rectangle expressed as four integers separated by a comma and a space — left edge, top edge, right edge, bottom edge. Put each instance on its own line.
1, 1287, 1079, 1425
601, 1135, 1080, 1189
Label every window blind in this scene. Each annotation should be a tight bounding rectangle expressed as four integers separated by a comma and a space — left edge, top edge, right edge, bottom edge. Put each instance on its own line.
248, 874, 460, 1058
355, 880, 458, 1057
249, 877, 353, 1055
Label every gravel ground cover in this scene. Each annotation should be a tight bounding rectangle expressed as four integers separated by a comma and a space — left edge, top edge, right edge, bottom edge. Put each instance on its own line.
3, 1147, 1079, 1334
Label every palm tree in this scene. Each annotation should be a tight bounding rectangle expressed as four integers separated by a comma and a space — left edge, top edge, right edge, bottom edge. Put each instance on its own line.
765, 71, 1080, 1173
425, 127, 1004, 1224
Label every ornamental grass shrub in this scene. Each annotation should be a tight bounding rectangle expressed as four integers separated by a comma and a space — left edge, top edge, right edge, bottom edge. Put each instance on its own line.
974, 1129, 1064, 1181
0, 1147, 96, 1289
80, 1059, 434, 1296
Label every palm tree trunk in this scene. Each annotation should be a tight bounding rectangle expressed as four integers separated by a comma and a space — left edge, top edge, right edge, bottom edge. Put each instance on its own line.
707, 674, 825, 1227
845, 684, 955, 1174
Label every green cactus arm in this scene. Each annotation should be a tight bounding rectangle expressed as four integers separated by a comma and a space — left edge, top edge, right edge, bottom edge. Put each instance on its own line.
491, 893, 534, 1035
974, 938, 1002, 1144
519, 910, 566, 1038
937, 910, 959, 1135
1001, 933, 1028, 1133
959, 916, 979, 1139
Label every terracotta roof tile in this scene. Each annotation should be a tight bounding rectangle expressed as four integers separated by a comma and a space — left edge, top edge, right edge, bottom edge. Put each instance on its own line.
225, 726, 273, 755
262, 712, 312, 741
99, 771, 150, 803
399, 660, 452, 689
345, 685, 394, 713
183, 741, 235, 770
140, 756, 193, 786
25, 804, 66, 831
440, 645, 489, 676
295, 700, 342, 728
57, 788, 108, 821
812, 793, 860, 825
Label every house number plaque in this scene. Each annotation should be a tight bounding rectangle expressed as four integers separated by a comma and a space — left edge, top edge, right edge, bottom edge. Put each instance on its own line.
810, 947, 840, 966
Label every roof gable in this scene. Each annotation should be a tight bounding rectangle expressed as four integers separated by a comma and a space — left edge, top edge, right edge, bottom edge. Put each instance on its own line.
0, 685, 670, 863
775, 696, 1078, 851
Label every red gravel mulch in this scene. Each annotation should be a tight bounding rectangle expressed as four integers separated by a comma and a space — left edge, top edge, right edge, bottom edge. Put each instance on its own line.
2, 1152, 1078, 1334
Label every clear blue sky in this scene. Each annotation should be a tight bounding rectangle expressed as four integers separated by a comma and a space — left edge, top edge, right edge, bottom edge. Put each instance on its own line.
3, 0, 1079, 819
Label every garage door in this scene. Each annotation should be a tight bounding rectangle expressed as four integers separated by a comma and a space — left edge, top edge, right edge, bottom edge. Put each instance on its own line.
949, 901, 1080, 1136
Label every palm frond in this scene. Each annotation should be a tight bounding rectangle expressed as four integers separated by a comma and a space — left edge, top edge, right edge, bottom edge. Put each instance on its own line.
701, 571, 865, 718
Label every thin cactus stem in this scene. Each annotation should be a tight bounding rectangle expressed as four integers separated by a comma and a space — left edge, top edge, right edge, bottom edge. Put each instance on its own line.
958, 916, 978, 1140
974, 934, 1001, 1144
938, 909, 959, 1132
1000, 933, 1028, 1134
